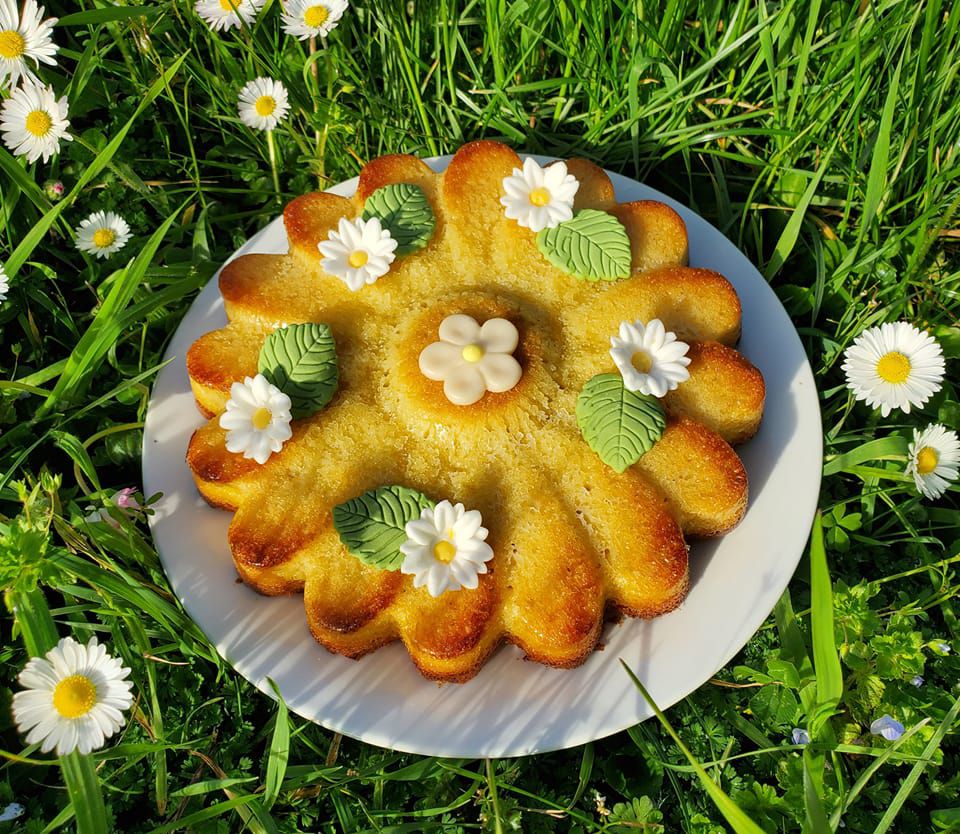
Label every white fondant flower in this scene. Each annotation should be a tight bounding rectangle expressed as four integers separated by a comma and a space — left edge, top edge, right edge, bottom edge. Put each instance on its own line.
0, 79, 70, 164
905, 423, 959, 500
500, 157, 579, 232
219, 374, 293, 464
842, 322, 944, 417
237, 76, 289, 132
75, 210, 131, 259
419, 314, 523, 406
610, 319, 691, 398
12, 636, 133, 756
0, 263, 8, 302
194, 0, 264, 32
400, 500, 494, 597
318, 215, 397, 291
281, 0, 348, 39
0, 0, 59, 88
869, 714, 905, 742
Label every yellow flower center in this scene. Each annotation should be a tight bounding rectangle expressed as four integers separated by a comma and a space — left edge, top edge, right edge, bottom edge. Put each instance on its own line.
433, 540, 456, 563
251, 406, 273, 430
0, 29, 26, 59
25, 110, 52, 138
92, 228, 116, 249
254, 95, 276, 117
304, 4, 329, 26
218, 0, 237, 10
528, 187, 551, 207
916, 446, 939, 475
461, 344, 485, 363
631, 350, 652, 374
52, 674, 97, 719
348, 250, 368, 268
876, 351, 911, 384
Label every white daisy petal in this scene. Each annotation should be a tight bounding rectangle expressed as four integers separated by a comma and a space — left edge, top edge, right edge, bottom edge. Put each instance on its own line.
195, 0, 264, 32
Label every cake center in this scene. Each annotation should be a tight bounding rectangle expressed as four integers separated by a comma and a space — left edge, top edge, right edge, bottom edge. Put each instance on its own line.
25, 110, 52, 137
92, 228, 115, 248
916, 446, 939, 475
251, 407, 273, 430
348, 250, 368, 268
631, 350, 653, 374
53, 674, 97, 719
876, 351, 910, 383
461, 343, 485, 363
255, 95, 276, 117
0, 29, 25, 59
528, 187, 551, 207
304, 4, 329, 26
433, 540, 456, 563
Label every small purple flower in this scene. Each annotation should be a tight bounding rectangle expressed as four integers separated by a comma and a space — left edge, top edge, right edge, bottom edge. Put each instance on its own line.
910, 675, 924, 687
113, 487, 139, 510
0, 803, 25, 822
791, 728, 810, 745
870, 715, 905, 742
43, 180, 64, 201
934, 642, 951, 655
84, 487, 141, 528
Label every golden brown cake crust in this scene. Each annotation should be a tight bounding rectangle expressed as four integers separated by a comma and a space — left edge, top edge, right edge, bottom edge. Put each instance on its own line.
185, 140, 764, 682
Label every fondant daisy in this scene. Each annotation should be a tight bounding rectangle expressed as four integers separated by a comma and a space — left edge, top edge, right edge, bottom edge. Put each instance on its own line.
0, 80, 70, 164
0, 263, 8, 302
75, 210, 131, 259
400, 500, 494, 597
12, 636, 133, 756
318, 215, 397, 291
610, 319, 691, 398
842, 322, 945, 417
419, 314, 523, 406
194, 0, 264, 32
281, 0, 348, 39
237, 76, 289, 132
905, 423, 959, 500
219, 374, 293, 464
500, 157, 579, 232
0, 0, 59, 87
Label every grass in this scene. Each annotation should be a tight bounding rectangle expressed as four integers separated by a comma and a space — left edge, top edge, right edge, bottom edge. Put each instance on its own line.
1, 0, 959, 831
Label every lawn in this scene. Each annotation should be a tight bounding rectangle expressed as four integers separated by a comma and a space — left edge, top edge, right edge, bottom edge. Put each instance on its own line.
1, 0, 959, 831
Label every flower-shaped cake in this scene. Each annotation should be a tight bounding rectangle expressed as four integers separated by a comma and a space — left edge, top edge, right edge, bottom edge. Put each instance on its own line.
185, 141, 765, 682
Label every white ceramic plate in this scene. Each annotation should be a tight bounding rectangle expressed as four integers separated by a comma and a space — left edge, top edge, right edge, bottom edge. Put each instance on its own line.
143, 155, 821, 758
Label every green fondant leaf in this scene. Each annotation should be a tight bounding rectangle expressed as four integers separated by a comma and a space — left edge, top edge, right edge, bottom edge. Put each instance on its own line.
536, 209, 632, 281
361, 183, 436, 256
576, 373, 666, 473
258, 323, 339, 419
332, 485, 436, 570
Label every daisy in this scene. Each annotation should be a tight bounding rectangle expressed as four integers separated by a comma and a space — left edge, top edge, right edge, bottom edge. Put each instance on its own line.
905, 423, 959, 500
0, 0, 58, 88
281, 0, 348, 39
75, 210, 131, 260
194, 0, 264, 32
869, 714, 905, 742
610, 319, 691, 398
841, 322, 945, 417
12, 636, 133, 756
400, 500, 494, 597
0, 79, 70, 164
237, 76, 289, 132
0, 263, 8, 302
500, 157, 579, 233
318, 215, 398, 291
219, 374, 293, 464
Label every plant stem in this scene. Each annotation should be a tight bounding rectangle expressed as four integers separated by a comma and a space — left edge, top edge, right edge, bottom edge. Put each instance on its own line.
266, 129, 281, 203
485, 758, 504, 834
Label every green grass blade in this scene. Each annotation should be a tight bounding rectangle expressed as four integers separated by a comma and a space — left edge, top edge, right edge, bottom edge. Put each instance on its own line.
860, 56, 903, 236
809, 511, 843, 730
56, 6, 160, 25
263, 680, 290, 811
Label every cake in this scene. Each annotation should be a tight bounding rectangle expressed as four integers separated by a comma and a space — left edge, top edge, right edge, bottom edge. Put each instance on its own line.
185, 141, 765, 682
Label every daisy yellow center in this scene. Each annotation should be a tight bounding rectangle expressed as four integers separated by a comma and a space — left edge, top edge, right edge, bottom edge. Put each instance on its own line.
0, 29, 25, 59
254, 95, 276, 117
251, 407, 272, 430
92, 228, 116, 248
218, 0, 237, 10
52, 675, 97, 719
348, 250, 368, 268
631, 350, 653, 374
528, 187, 551, 207
304, 4, 329, 26
462, 344, 485, 362
25, 110, 52, 138
916, 446, 939, 475
876, 351, 911, 384
433, 540, 456, 563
